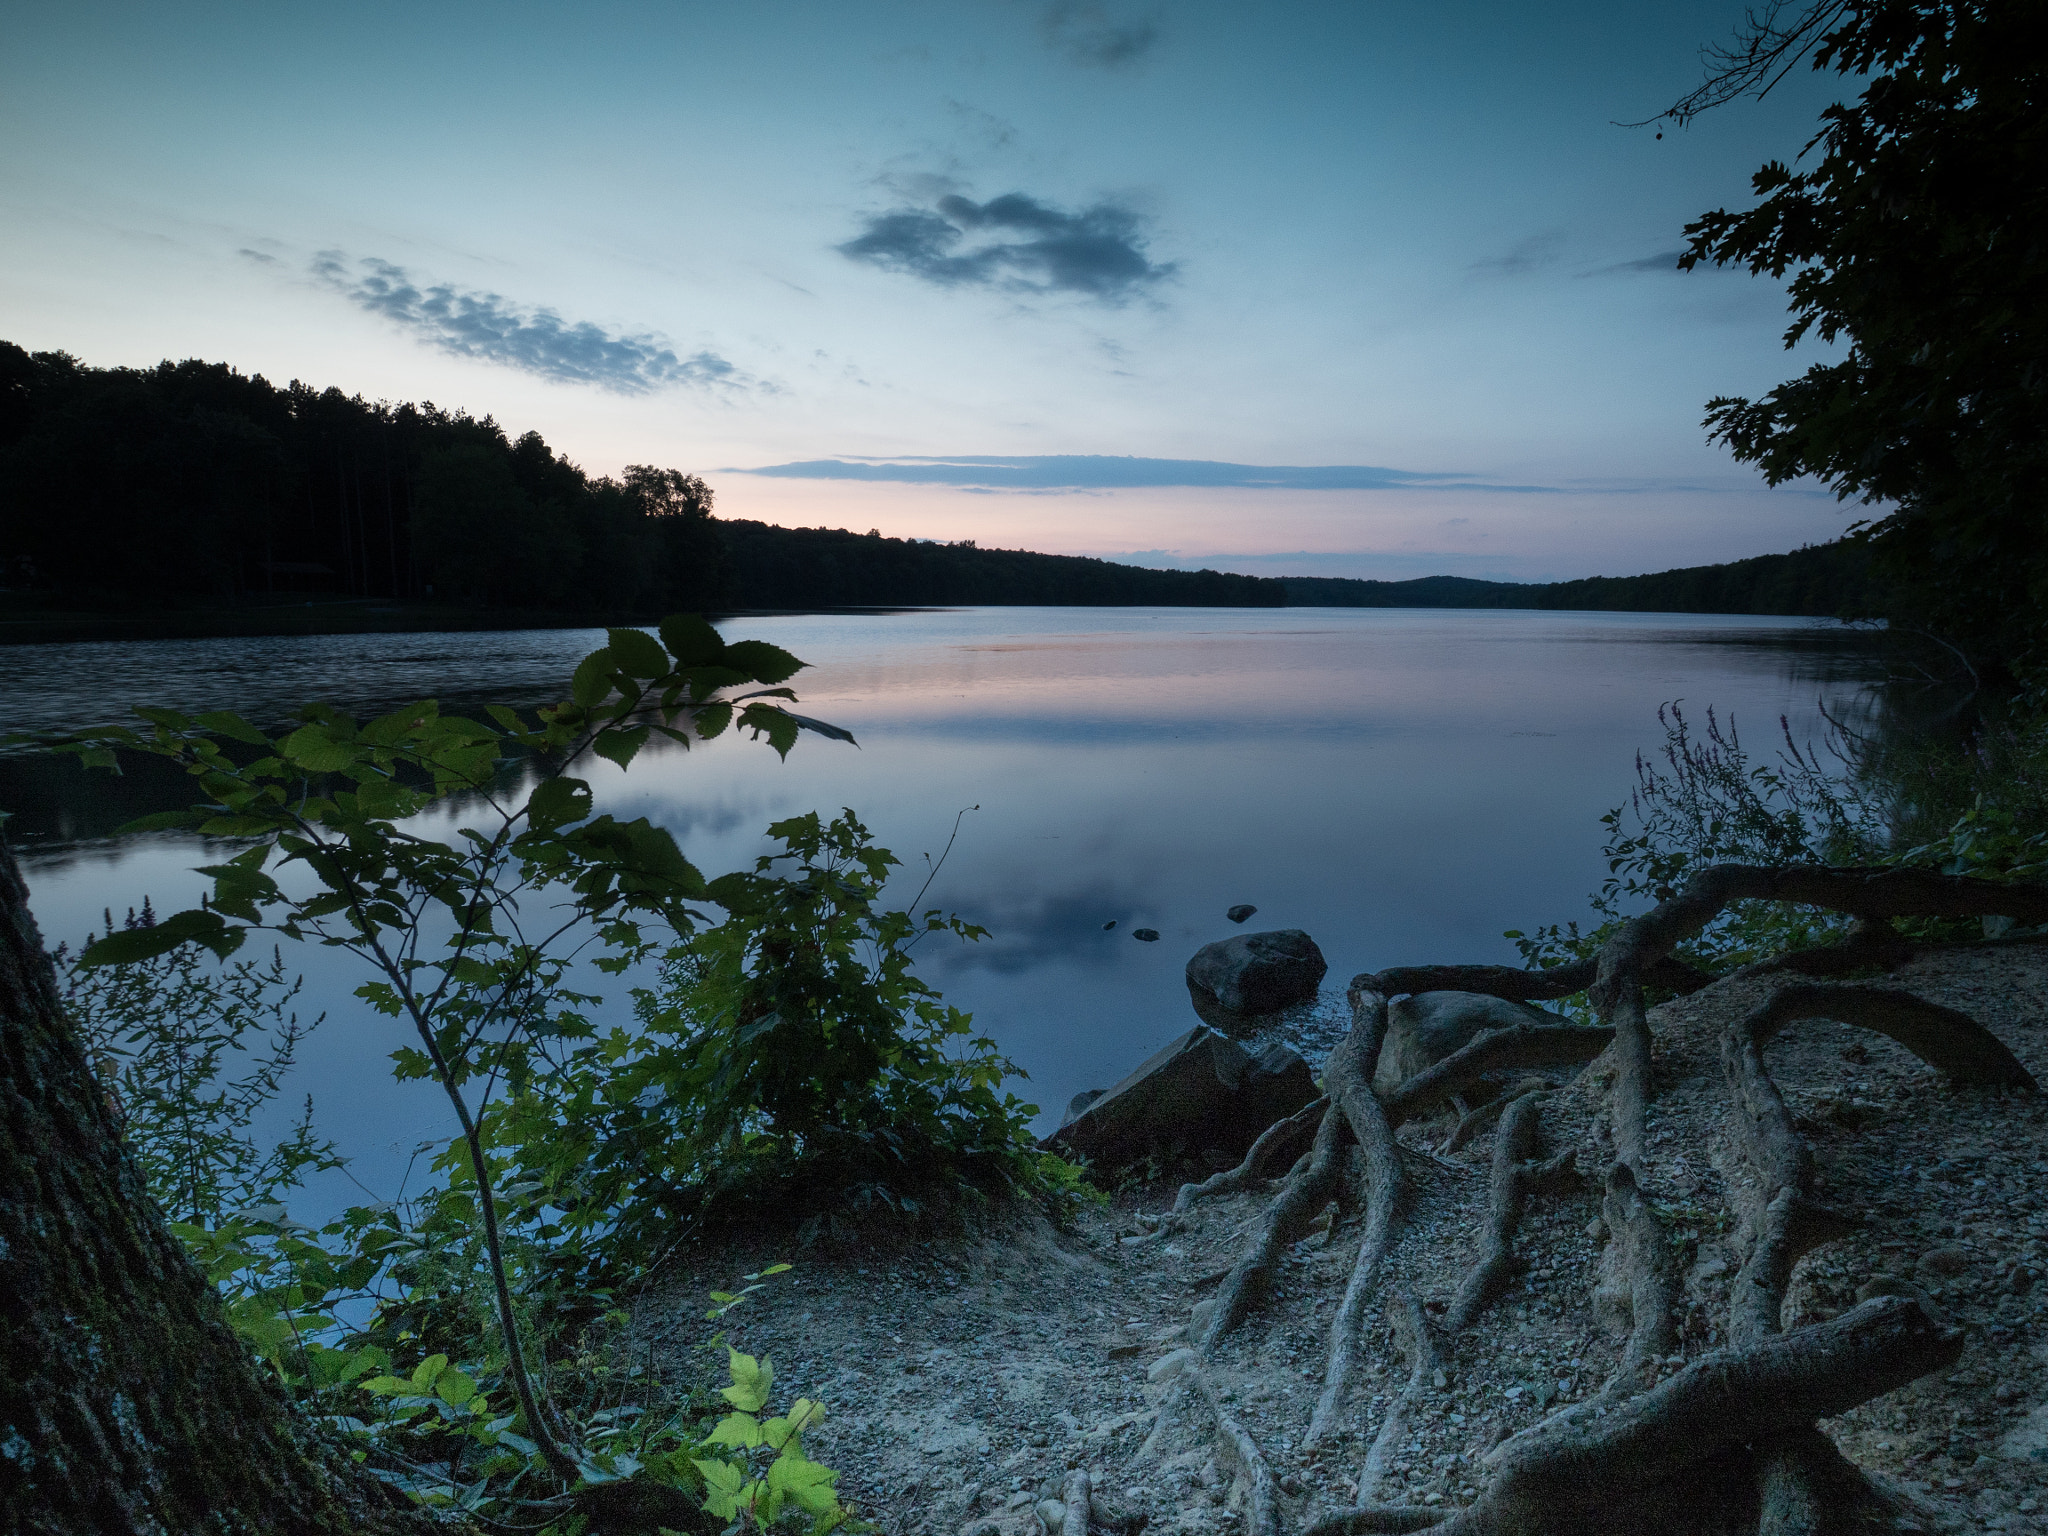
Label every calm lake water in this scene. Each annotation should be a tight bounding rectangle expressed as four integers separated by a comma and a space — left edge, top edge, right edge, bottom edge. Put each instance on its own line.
3, 607, 1882, 1215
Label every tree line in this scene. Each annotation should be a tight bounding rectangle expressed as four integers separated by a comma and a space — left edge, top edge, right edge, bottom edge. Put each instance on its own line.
0, 344, 1280, 616
1278, 539, 1877, 619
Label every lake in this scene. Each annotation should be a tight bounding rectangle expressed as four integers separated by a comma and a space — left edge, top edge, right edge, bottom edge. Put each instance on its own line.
2, 606, 1881, 1214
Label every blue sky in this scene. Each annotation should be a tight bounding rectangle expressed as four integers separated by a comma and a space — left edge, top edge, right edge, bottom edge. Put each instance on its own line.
0, 0, 1862, 581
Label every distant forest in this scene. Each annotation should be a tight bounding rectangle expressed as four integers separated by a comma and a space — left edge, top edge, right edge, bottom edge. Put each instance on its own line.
0, 342, 1873, 623
1279, 540, 1878, 620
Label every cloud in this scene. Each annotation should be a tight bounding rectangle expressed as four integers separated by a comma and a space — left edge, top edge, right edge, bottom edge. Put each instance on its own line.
837, 192, 1174, 302
735, 455, 1549, 492
1470, 231, 1568, 277
1040, 1, 1159, 68
310, 252, 746, 394
1582, 249, 1690, 277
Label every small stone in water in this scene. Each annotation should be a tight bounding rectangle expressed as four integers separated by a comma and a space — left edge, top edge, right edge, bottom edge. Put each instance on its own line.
1133, 928, 1161, 941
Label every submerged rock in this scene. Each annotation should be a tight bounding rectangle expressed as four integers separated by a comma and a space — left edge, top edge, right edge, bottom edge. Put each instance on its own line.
1226, 904, 1257, 924
1185, 929, 1326, 1025
1133, 928, 1161, 942
1041, 1026, 1318, 1170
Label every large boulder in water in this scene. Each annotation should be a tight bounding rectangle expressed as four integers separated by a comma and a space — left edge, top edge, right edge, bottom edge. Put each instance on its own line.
1042, 1027, 1319, 1172
1185, 929, 1327, 1025
1374, 991, 1567, 1094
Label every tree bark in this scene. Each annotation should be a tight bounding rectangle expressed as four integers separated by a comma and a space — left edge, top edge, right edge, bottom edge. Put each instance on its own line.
0, 840, 436, 1535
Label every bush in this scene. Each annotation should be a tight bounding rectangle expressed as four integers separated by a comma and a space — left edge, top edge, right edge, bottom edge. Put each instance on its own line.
487, 808, 1080, 1258
1510, 697, 2048, 1007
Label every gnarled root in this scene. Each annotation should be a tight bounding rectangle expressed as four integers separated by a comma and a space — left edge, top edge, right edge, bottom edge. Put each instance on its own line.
1058, 1469, 1092, 1535
1443, 1077, 1548, 1154
1442, 1092, 1544, 1332
1745, 981, 2038, 1091
1447, 1295, 1961, 1535
1175, 1096, 1330, 1215
1379, 1025, 1614, 1129
1359, 1293, 1439, 1503
1592, 1162, 1678, 1392
1185, 1361, 1281, 1536
1201, 1103, 1351, 1349
1307, 992, 1402, 1445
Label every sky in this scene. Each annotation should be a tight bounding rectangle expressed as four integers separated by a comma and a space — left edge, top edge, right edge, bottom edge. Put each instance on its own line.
0, 0, 1867, 583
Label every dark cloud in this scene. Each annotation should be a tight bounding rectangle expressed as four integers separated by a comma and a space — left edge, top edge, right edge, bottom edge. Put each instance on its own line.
738, 455, 1545, 492
838, 192, 1174, 303
1581, 249, 1690, 277
310, 252, 745, 394
1041, 1, 1159, 68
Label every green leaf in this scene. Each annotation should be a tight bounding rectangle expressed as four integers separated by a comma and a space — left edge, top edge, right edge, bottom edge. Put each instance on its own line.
708, 1412, 765, 1449
718, 639, 805, 685
193, 711, 273, 745
721, 1347, 773, 1412
659, 613, 723, 666
591, 725, 650, 771
79, 908, 239, 967
571, 648, 616, 707
411, 1352, 450, 1391
607, 626, 669, 680
434, 1365, 477, 1405
280, 725, 358, 774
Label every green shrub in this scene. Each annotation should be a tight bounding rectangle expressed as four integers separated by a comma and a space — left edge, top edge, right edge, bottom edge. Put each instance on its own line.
485, 808, 1082, 1258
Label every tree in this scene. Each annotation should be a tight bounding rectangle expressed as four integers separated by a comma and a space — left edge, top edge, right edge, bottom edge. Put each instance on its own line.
0, 838, 437, 1535
1674, 0, 2048, 675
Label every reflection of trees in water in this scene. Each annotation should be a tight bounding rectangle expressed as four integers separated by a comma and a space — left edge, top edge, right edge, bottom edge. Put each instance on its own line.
3, 723, 717, 859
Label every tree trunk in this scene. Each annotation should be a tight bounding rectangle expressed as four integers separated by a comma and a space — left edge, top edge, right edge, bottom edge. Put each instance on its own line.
0, 840, 436, 1535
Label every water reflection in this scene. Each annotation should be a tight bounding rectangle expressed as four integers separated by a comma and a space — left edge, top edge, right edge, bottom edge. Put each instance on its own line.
3, 607, 1883, 1213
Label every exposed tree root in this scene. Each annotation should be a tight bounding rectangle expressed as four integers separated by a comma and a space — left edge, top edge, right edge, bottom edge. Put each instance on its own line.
1358, 1293, 1439, 1502
1187, 1360, 1281, 1536
1441, 1092, 1544, 1332
1592, 1161, 1678, 1392
1059, 1468, 1092, 1535
1174, 1096, 1330, 1215
1445, 1295, 1962, 1535
1377, 1024, 1614, 1129
1717, 976, 2033, 1527
1442, 1077, 1548, 1154
1741, 916, 1915, 981
1307, 991, 1402, 1445
1144, 865, 2037, 1536
1745, 981, 2038, 1090
1200, 1102, 1351, 1349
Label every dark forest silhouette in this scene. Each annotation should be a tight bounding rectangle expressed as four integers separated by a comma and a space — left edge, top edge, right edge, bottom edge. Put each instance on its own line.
1, 341, 1871, 627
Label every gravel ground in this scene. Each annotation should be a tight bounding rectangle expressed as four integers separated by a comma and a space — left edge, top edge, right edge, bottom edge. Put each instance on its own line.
637, 942, 2048, 1535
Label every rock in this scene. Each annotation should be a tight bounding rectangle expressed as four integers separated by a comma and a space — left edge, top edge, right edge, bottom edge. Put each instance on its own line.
1148, 1348, 1194, 1382
1103, 920, 1117, 930
1917, 1246, 1971, 1277
1375, 991, 1567, 1093
1040, 1027, 1319, 1171
1226, 904, 1257, 924
1035, 1498, 1067, 1532
1185, 929, 1327, 1023
1998, 1404, 2048, 1462
1134, 928, 1161, 942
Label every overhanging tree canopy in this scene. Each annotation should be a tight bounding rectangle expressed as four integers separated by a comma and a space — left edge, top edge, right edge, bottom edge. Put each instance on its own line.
1677, 0, 2048, 674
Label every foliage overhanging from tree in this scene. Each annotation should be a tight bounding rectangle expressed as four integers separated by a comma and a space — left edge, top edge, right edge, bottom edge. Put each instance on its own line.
1677, 0, 2048, 674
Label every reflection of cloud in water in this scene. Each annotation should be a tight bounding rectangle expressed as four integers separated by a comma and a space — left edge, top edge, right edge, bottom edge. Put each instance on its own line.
921, 878, 1153, 975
